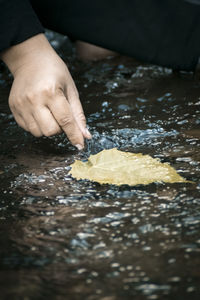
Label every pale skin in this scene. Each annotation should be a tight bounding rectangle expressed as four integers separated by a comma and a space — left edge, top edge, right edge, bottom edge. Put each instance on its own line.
0, 33, 92, 150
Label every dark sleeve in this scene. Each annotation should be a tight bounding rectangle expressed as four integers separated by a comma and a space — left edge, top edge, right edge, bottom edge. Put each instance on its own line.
0, 0, 44, 52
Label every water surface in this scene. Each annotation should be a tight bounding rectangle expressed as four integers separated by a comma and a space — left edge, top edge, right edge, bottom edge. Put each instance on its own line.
0, 32, 200, 300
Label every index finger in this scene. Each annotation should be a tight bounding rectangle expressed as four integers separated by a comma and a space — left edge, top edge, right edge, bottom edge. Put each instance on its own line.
48, 94, 84, 149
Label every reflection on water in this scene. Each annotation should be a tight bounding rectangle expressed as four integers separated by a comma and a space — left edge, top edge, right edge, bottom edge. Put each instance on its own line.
0, 32, 200, 300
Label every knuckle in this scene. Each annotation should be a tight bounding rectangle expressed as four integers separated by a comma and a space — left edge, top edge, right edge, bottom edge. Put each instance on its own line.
59, 115, 73, 128
55, 87, 64, 97
28, 127, 42, 137
40, 85, 54, 98
26, 92, 36, 105
26, 86, 54, 104
28, 122, 38, 133
9, 96, 21, 109
77, 111, 86, 124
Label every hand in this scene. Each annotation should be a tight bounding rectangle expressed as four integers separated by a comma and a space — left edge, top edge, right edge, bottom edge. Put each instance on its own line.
0, 34, 91, 149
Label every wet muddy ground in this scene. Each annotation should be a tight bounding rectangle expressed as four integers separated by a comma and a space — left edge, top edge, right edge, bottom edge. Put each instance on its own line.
0, 32, 200, 300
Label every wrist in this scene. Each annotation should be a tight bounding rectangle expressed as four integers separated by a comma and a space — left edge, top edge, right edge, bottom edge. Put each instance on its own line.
0, 34, 56, 76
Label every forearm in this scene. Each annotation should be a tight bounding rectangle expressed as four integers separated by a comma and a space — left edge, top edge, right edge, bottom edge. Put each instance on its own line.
0, 0, 44, 54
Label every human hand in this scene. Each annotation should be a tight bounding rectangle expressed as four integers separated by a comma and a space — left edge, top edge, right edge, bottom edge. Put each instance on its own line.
1, 34, 91, 149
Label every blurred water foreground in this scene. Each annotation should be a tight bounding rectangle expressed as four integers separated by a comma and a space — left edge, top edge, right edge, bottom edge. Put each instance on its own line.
0, 31, 200, 300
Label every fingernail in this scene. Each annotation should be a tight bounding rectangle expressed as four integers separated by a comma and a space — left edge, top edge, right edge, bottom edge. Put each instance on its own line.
85, 128, 92, 139
75, 144, 84, 150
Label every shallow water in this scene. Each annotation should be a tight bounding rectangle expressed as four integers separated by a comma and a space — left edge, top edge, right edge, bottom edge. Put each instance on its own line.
0, 32, 200, 300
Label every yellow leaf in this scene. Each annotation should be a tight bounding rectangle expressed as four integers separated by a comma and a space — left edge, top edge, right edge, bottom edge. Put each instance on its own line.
69, 148, 188, 186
